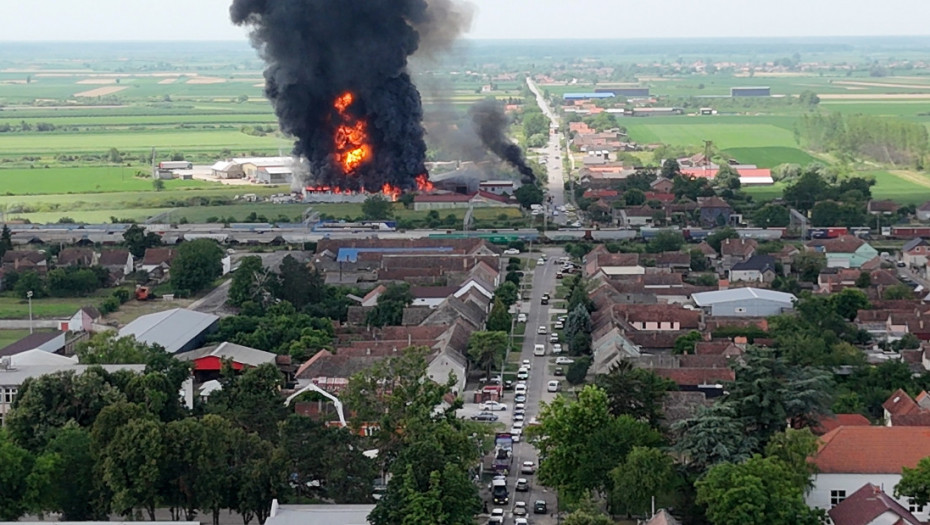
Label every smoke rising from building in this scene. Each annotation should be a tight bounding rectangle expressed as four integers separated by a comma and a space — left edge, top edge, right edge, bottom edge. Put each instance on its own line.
230, 0, 472, 193
469, 99, 537, 184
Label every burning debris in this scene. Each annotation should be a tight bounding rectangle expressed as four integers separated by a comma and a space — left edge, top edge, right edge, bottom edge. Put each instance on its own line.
470, 99, 537, 184
230, 0, 471, 194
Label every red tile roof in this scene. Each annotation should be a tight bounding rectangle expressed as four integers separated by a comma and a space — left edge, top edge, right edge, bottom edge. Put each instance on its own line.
814, 413, 871, 435
654, 368, 735, 386
807, 235, 866, 253
883, 388, 919, 417
812, 426, 930, 473
720, 238, 757, 257
828, 483, 921, 525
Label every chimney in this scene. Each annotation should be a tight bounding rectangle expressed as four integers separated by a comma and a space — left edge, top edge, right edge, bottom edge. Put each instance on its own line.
366, 348, 371, 356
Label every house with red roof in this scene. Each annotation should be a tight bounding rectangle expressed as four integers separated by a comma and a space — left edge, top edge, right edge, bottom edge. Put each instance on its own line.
812, 413, 871, 435
806, 426, 930, 521
882, 388, 930, 426
828, 483, 922, 525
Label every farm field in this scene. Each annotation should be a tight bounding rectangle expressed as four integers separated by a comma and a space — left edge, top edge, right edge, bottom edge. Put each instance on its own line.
744, 170, 930, 204
0, 166, 212, 195
0, 294, 107, 320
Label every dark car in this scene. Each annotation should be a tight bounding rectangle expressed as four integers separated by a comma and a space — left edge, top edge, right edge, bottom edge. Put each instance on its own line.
554, 367, 564, 376
534, 500, 548, 514
470, 412, 499, 422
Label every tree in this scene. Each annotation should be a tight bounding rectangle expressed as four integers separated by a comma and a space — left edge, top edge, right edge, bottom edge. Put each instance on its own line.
595, 360, 674, 427
895, 456, 930, 508
763, 429, 820, 492
714, 164, 741, 190
674, 330, 703, 354
646, 230, 684, 253
366, 282, 413, 327
207, 363, 288, 442
37, 423, 102, 520
673, 404, 758, 472
102, 418, 165, 519
793, 251, 826, 282
624, 188, 646, 206
783, 170, 830, 213
855, 271, 871, 288
228, 256, 270, 307
611, 446, 676, 517
0, 430, 33, 520
706, 227, 740, 253
515, 183, 544, 209
0, 224, 12, 259
13, 270, 46, 299
122, 224, 162, 258
562, 509, 615, 525
362, 194, 393, 220
884, 284, 914, 300
752, 204, 790, 228
467, 331, 508, 378
661, 158, 680, 179
170, 239, 224, 295
567, 277, 594, 313
152, 179, 165, 191
529, 385, 662, 506
485, 297, 512, 332
275, 254, 324, 310
565, 304, 592, 347
493, 280, 518, 307
696, 455, 821, 525
566, 357, 592, 385
829, 288, 870, 320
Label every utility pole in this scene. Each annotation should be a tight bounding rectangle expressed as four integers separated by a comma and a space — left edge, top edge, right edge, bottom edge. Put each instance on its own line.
27, 290, 33, 334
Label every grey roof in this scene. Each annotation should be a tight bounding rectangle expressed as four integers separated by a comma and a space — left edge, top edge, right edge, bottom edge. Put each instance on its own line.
0, 364, 146, 387
266, 504, 375, 525
176, 341, 276, 367
119, 308, 219, 353
903, 238, 928, 252
0, 331, 64, 357
692, 287, 796, 306
731, 255, 777, 272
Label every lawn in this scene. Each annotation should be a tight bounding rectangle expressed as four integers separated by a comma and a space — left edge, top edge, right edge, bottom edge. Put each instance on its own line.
722, 147, 821, 168
743, 170, 930, 204
0, 166, 213, 195
0, 128, 283, 156
625, 121, 798, 150
0, 295, 104, 319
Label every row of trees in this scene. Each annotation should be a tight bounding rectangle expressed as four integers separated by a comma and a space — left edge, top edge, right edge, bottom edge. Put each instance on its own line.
797, 112, 928, 167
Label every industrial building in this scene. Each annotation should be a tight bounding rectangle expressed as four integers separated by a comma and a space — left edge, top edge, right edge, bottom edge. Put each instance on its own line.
731, 86, 771, 97
595, 87, 650, 97
562, 92, 616, 101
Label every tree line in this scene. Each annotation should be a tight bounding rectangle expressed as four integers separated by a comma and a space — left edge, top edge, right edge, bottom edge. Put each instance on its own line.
797, 112, 928, 167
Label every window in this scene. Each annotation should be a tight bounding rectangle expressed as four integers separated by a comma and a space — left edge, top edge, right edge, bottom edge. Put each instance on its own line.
909, 499, 925, 514
830, 490, 846, 507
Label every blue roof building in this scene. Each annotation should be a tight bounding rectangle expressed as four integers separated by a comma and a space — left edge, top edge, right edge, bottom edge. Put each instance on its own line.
563, 93, 616, 100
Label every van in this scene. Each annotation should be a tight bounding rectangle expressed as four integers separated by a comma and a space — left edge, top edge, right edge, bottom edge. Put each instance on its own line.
515, 383, 527, 395
517, 313, 527, 323
534, 344, 545, 356
547, 380, 561, 392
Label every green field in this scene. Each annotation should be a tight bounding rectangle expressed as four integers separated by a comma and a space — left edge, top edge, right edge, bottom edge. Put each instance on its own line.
0, 295, 105, 319
0, 166, 212, 195
0, 129, 283, 156
722, 147, 821, 168
625, 120, 797, 149
744, 170, 930, 204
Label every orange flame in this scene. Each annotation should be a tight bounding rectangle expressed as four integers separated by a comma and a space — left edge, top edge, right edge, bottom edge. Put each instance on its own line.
415, 173, 434, 192
333, 92, 371, 174
382, 183, 401, 201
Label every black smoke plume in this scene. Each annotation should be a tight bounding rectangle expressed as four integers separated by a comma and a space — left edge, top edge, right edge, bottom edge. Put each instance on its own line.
230, 0, 471, 192
469, 99, 537, 184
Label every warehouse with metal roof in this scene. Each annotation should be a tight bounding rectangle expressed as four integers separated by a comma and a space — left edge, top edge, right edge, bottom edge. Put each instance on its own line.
118, 308, 219, 354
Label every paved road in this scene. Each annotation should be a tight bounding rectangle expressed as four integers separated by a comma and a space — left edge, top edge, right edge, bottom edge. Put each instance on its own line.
494, 249, 564, 524
526, 77, 569, 227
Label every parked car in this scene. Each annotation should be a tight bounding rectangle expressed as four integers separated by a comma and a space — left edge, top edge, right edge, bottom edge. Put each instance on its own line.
556, 272, 563, 279
537, 325, 547, 335
551, 343, 562, 354
515, 382, 527, 394
555, 357, 574, 365
537, 258, 545, 265
554, 321, 564, 330
515, 402, 525, 411
515, 478, 529, 492
504, 248, 520, 255
534, 500, 548, 514
515, 519, 528, 525
517, 313, 527, 323
490, 508, 505, 524
520, 461, 536, 474
470, 412, 499, 422
513, 412, 525, 422
522, 359, 531, 369
517, 369, 529, 380
554, 366, 564, 376
514, 394, 527, 403
481, 401, 507, 411
547, 380, 561, 392
549, 333, 560, 343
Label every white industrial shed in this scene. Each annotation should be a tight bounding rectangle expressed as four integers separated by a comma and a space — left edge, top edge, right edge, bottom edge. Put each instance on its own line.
118, 308, 220, 354
692, 287, 796, 317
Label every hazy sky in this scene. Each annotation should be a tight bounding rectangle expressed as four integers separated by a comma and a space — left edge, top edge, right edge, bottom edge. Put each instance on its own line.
3, 0, 930, 41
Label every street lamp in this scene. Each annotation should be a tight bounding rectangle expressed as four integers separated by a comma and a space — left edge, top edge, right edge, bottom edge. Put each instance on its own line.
27, 290, 33, 334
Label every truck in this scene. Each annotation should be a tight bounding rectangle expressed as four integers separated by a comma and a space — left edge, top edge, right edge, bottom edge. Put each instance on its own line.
808, 227, 848, 240
492, 432, 514, 475
491, 477, 509, 505
158, 160, 192, 170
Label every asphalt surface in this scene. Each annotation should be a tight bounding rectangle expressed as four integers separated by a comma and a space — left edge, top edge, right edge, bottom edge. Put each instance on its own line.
526, 77, 569, 227
472, 249, 565, 524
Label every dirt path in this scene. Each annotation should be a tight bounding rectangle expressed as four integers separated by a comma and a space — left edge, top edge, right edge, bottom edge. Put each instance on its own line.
889, 170, 930, 190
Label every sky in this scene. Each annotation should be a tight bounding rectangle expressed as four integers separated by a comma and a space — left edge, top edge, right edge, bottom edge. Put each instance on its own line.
2, 0, 930, 41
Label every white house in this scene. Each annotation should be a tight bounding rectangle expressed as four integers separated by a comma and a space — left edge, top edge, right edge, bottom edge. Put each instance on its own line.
806, 426, 930, 521
902, 238, 930, 268
410, 286, 457, 309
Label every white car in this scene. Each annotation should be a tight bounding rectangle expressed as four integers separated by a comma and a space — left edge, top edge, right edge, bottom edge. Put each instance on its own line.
481, 401, 507, 411
537, 326, 547, 335
551, 343, 562, 354
522, 359, 531, 369
555, 357, 574, 365
512, 421, 525, 431
490, 508, 504, 523
520, 461, 536, 474
537, 258, 545, 265
554, 321, 564, 330
514, 519, 528, 525
547, 380, 561, 392
503, 248, 521, 255
515, 402, 526, 411
534, 344, 546, 356
517, 369, 529, 381
515, 383, 527, 395
513, 412, 525, 422
517, 313, 527, 323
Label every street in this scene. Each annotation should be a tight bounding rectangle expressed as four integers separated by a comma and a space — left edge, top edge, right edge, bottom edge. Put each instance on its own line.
526, 77, 569, 227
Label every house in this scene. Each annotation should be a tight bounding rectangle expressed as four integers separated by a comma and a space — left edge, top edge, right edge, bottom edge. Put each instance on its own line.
1, 250, 48, 276
902, 238, 930, 268
729, 255, 777, 283
867, 199, 900, 216
1, 362, 146, 426
175, 341, 278, 382
57, 248, 96, 267
643, 509, 682, 525
697, 196, 733, 227
652, 251, 691, 270
99, 250, 134, 283
140, 247, 177, 273
478, 180, 517, 196
806, 236, 879, 269
828, 483, 922, 525
409, 286, 458, 308
264, 500, 375, 525
692, 288, 796, 317
917, 201, 930, 222
617, 205, 657, 228
881, 388, 930, 426
0, 331, 66, 358
813, 414, 871, 435
584, 246, 645, 277
118, 308, 220, 354
65, 306, 102, 332
807, 426, 930, 521
719, 238, 757, 268
210, 160, 244, 179
650, 178, 674, 193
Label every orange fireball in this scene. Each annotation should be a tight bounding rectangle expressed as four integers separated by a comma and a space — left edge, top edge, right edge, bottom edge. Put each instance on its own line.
333, 92, 371, 174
